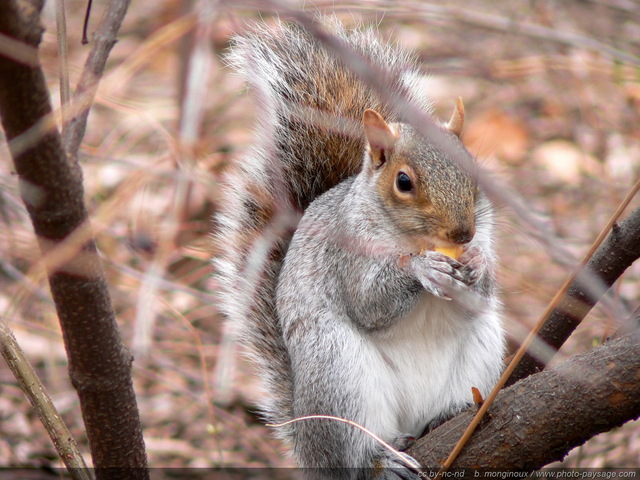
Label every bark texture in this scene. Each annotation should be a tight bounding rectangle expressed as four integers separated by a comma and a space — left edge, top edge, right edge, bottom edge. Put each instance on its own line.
0, 1, 147, 477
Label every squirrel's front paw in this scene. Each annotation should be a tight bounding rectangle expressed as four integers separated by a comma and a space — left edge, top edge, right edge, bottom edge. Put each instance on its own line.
402, 251, 466, 300
458, 245, 487, 286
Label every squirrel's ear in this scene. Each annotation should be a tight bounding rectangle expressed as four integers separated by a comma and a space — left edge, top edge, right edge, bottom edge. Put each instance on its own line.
363, 109, 397, 168
445, 97, 465, 138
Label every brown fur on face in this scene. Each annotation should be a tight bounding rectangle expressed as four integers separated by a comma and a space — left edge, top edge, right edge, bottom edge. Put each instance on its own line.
362, 114, 477, 250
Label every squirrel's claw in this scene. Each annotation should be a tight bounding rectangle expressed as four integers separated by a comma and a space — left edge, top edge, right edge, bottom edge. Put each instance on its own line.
404, 251, 468, 300
376, 448, 423, 480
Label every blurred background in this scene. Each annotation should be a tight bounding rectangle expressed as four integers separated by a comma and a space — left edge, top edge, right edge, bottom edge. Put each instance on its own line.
0, 0, 639, 470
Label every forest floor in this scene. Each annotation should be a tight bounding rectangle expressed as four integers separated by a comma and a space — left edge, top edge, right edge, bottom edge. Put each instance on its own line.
0, 0, 639, 472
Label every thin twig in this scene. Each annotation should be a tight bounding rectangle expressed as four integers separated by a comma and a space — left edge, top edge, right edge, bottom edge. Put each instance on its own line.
437, 176, 640, 473
289, 1, 640, 66
64, 0, 132, 158
410, 2, 639, 67
131, 3, 213, 358
178, 0, 217, 148
0, 33, 39, 67
82, 0, 94, 45
506, 204, 640, 385
0, 318, 93, 480
55, 0, 71, 137
8, 14, 195, 164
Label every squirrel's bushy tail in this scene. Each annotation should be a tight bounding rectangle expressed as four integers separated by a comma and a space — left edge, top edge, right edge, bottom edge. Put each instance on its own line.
214, 17, 430, 431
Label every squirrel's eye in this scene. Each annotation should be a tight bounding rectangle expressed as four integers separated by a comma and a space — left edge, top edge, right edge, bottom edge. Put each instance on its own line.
396, 172, 413, 192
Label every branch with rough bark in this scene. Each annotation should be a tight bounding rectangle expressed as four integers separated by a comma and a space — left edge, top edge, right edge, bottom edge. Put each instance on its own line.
0, 0, 147, 478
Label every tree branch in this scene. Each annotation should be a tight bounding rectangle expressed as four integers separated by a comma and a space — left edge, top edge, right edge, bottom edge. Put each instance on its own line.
408, 318, 640, 469
0, 1, 147, 478
507, 205, 640, 385
0, 318, 91, 479
63, 0, 132, 158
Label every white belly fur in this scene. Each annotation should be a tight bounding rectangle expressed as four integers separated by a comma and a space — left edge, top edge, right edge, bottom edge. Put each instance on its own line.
362, 293, 503, 440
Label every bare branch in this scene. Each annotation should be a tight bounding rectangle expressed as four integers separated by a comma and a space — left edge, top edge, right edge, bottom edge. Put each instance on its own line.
55, 0, 71, 108
507, 204, 640, 385
0, 318, 92, 479
407, 2, 640, 67
63, 0, 132, 158
287, 1, 640, 66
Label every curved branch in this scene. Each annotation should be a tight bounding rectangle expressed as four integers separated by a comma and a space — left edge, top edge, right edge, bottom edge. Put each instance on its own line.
408, 319, 640, 469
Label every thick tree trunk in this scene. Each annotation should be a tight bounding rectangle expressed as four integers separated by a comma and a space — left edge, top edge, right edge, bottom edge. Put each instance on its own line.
0, 1, 147, 477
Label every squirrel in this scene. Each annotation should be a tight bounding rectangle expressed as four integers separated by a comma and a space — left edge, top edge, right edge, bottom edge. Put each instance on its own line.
214, 17, 504, 479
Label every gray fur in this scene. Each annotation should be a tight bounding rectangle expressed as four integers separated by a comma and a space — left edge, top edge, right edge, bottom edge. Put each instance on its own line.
214, 17, 504, 478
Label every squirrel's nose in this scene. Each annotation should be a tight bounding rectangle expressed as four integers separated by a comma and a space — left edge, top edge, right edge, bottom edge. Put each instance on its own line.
447, 226, 475, 245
